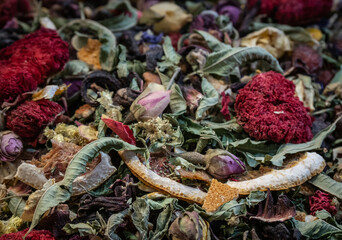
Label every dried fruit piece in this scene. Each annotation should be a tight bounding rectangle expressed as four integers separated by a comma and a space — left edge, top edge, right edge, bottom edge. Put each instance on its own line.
202, 179, 239, 212
225, 152, 325, 194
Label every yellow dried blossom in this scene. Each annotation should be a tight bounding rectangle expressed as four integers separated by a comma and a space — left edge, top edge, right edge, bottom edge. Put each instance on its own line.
44, 123, 88, 146
97, 90, 123, 121
0, 216, 23, 235
77, 38, 102, 70
135, 117, 175, 143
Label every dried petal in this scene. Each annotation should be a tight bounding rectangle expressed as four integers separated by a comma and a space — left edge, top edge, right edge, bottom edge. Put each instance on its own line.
101, 115, 136, 145
250, 189, 296, 222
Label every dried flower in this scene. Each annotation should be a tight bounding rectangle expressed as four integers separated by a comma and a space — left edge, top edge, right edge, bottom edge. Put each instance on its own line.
309, 190, 337, 216
77, 38, 102, 69
0, 217, 24, 236
44, 123, 86, 146
235, 71, 313, 143
0, 28, 69, 81
0, 0, 31, 28
97, 90, 123, 121
168, 211, 211, 240
240, 27, 292, 59
220, 92, 231, 120
0, 28, 69, 103
6, 100, 64, 143
190, 13, 219, 33
0, 228, 55, 240
81, 71, 127, 107
130, 83, 171, 121
182, 85, 204, 113
140, 30, 163, 47
216, 1, 241, 25
205, 149, 246, 179
168, 32, 182, 50
247, 0, 333, 25
292, 44, 323, 73
140, 2, 192, 33
102, 115, 136, 145
135, 117, 175, 143
0, 131, 23, 162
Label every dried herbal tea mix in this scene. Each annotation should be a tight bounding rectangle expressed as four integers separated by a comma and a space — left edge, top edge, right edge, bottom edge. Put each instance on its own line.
1, 0, 342, 239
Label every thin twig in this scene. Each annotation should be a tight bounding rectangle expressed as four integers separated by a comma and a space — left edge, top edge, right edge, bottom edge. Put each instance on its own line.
167, 68, 181, 90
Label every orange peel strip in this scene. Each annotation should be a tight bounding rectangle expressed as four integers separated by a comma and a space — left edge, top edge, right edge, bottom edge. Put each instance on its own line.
119, 151, 325, 207
119, 150, 207, 204
225, 152, 326, 195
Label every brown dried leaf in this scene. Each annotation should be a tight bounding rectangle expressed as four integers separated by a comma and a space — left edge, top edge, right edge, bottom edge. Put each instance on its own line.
250, 189, 296, 222
21, 179, 55, 221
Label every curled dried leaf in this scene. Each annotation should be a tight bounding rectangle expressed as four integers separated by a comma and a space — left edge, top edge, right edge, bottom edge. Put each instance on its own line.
250, 189, 296, 222
72, 152, 117, 196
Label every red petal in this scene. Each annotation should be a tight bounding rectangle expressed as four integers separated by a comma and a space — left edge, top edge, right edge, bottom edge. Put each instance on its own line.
101, 116, 136, 145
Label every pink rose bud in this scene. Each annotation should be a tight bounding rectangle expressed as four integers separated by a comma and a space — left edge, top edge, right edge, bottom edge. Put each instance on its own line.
137, 90, 171, 120
0, 131, 23, 162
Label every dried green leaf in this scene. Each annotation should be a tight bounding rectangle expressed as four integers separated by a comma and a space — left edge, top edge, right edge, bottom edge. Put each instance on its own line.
310, 174, 342, 199
271, 116, 342, 166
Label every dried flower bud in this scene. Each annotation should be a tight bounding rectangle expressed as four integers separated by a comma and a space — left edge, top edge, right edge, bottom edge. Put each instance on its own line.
205, 149, 246, 179
168, 211, 211, 240
130, 83, 171, 121
0, 131, 23, 162
182, 85, 204, 113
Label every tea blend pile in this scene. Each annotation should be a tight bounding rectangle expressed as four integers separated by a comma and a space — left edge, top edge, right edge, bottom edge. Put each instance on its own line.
1, 0, 342, 239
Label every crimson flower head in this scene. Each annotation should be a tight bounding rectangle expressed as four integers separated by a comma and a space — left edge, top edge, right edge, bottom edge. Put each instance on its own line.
6, 99, 64, 143
0, 28, 69, 103
309, 190, 337, 216
0, 228, 55, 240
235, 71, 313, 144
247, 0, 333, 25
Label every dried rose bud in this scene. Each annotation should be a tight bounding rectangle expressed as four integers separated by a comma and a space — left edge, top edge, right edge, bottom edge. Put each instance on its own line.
130, 83, 171, 121
205, 149, 246, 179
168, 211, 211, 240
182, 85, 204, 112
0, 131, 23, 162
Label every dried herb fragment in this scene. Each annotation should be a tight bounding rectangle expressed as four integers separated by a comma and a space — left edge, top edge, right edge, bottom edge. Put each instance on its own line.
250, 189, 296, 222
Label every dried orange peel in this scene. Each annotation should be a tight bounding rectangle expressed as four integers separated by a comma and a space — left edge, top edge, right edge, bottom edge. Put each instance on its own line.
119, 151, 326, 209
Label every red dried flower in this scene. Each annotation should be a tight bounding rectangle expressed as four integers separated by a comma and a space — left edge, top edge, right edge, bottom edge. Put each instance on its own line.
220, 92, 231, 121
168, 32, 182, 51
0, 61, 41, 103
0, 28, 69, 104
0, 0, 31, 28
309, 190, 337, 216
235, 71, 313, 143
292, 45, 323, 73
0, 228, 55, 240
0, 28, 69, 80
6, 99, 64, 142
247, 0, 333, 25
